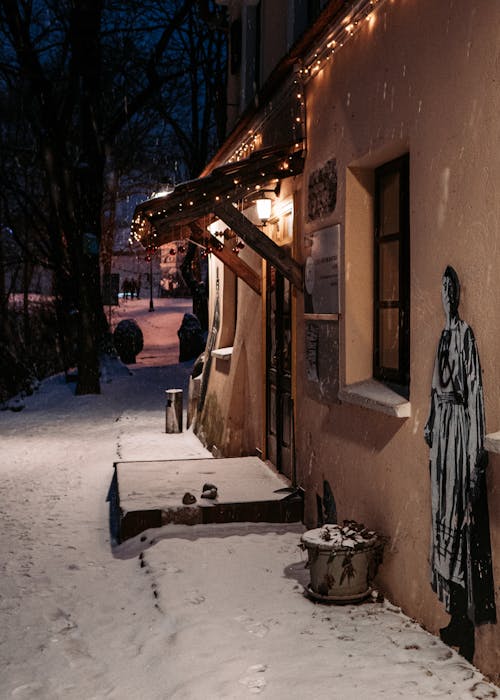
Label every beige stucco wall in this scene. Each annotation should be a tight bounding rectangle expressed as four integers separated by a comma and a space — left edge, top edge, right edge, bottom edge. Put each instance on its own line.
198, 246, 263, 457
294, 0, 500, 681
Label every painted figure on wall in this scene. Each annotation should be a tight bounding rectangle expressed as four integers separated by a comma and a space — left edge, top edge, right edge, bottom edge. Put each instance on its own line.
424, 266, 496, 662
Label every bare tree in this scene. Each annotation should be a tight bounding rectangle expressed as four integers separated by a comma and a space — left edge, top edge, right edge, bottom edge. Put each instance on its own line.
0, 0, 227, 395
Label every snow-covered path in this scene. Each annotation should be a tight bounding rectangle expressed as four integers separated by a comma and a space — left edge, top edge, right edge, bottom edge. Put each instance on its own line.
0, 299, 498, 699
1, 299, 210, 698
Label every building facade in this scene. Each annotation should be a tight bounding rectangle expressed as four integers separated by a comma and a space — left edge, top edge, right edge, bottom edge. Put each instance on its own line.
133, 0, 500, 680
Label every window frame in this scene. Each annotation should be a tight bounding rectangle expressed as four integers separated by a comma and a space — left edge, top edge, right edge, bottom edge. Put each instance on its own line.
373, 154, 410, 396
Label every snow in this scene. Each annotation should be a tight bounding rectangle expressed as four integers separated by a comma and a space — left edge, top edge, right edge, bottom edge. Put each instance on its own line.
301, 524, 379, 550
116, 457, 291, 515
0, 297, 498, 699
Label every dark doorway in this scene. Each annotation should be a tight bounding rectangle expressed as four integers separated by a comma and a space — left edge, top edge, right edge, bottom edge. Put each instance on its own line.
266, 263, 293, 479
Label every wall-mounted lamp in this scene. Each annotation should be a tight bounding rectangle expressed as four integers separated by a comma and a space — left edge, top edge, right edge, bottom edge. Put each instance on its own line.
255, 196, 272, 226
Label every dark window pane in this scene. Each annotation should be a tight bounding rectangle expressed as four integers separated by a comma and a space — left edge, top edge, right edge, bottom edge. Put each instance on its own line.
281, 394, 291, 447
283, 326, 291, 373
380, 172, 400, 236
379, 240, 399, 301
283, 278, 290, 313
379, 308, 399, 370
269, 385, 276, 436
374, 153, 409, 389
269, 284, 277, 368
230, 19, 242, 74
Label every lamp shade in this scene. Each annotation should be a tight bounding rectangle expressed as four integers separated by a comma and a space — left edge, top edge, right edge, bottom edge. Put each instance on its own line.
256, 197, 272, 225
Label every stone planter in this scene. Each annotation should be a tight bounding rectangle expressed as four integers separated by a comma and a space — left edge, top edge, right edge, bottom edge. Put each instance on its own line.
300, 521, 385, 604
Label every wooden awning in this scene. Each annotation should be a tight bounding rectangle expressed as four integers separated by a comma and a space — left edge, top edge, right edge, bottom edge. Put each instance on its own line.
131, 144, 304, 291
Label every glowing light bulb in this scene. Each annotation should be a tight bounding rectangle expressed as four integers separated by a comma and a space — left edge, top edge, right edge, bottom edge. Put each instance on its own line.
256, 197, 272, 225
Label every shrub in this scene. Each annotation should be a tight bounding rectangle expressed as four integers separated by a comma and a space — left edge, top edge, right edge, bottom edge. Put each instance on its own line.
113, 318, 144, 364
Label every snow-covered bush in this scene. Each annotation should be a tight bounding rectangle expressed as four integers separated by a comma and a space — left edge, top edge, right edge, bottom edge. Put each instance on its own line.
113, 319, 144, 364
177, 313, 205, 362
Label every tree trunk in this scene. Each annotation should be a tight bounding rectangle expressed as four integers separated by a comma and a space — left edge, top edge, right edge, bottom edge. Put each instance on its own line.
74, 243, 102, 395
0, 229, 9, 349
22, 257, 32, 350
101, 152, 118, 282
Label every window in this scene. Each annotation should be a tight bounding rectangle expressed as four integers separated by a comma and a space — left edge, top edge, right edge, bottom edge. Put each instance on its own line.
288, 0, 329, 48
230, 18, 242, 75
374, 155, 410, 396
241, 2, 261, 109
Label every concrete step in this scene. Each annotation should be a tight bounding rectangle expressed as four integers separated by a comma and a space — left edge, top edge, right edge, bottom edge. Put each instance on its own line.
109, 456, 303, 543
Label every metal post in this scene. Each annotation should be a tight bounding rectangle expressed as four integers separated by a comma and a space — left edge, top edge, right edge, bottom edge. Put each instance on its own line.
165, 389, 183, 433
149, 254, 155, 312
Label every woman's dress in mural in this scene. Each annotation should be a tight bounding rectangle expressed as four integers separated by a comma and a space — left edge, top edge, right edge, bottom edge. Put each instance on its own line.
424, 267, 496, 659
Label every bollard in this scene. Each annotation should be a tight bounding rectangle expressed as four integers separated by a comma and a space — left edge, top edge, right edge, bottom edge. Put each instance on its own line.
165, 389, 183, 433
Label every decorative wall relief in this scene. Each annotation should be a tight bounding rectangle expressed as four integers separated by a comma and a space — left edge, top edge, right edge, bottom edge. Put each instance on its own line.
308, 158, 337, 221
424, 266, 496, 662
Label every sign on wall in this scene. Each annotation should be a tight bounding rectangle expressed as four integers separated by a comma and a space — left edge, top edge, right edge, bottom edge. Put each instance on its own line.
304, 224, 340, 317
305, 319, 339, 404
308, 158, 337, 221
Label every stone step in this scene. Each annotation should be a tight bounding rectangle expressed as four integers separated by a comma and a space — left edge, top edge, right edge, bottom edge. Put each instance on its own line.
109, 456, 303, 543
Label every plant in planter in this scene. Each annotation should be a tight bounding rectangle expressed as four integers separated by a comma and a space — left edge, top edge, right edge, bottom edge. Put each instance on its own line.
300, 520, 386, 604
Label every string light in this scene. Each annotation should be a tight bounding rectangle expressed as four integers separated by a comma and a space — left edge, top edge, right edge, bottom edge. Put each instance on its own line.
297, 0, 389, 82
227, 74, 305, 163
130, 1, 391, 260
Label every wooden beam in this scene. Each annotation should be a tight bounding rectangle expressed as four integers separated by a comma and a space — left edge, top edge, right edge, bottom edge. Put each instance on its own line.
188, 222, 261, 295
213, 202, 303, 291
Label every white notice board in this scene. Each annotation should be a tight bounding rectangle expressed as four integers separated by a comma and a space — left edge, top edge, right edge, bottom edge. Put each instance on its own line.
304, 224, 340, 318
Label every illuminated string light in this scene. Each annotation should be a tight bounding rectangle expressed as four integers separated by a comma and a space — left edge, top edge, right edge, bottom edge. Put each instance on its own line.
227, 75, 305, 163
132, 2, 385, 243
299, 0, 389, 82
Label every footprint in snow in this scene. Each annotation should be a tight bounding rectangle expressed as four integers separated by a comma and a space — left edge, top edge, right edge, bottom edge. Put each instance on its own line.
235, 615, 269, 638
11, 682, 45, 698
186, 591, 205, 605
164, 564, 183, 574
239, 665, 267, 694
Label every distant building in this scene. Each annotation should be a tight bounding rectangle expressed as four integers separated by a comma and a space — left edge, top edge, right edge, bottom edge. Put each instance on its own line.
109, 191, 190, 301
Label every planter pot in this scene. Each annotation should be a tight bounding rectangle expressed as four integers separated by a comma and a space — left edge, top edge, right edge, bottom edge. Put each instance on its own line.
301, 522, 385, 604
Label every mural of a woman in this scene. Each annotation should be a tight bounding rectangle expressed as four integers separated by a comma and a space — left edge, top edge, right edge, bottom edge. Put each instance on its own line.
424, 266, 496, 662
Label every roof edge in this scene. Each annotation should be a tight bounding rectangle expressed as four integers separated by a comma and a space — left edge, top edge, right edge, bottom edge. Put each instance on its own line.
201, 0, 348, 175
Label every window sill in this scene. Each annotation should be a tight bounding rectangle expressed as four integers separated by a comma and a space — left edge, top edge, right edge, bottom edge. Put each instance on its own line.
338, 379, 411, 418
211, 346, 233, 361
484, 432, 500, 455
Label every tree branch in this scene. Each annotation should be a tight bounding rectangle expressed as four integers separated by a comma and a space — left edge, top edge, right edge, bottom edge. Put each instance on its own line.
105, 0, 194, 140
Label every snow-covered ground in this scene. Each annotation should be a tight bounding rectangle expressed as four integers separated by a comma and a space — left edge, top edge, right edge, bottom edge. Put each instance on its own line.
0, 298, 498, 699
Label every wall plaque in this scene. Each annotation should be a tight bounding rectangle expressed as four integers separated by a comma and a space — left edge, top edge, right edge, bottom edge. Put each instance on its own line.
304, 224, 340, 316
308, 158, 337, 221
305, 319, 340, 404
